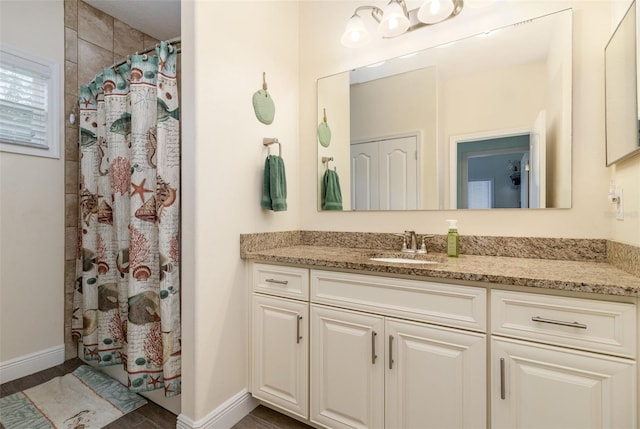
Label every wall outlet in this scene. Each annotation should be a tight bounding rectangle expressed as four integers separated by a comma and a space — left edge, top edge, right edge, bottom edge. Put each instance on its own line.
615, 188, 624, 220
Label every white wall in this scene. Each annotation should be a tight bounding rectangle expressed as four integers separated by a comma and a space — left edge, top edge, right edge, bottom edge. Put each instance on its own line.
299, 0, 621, 239
181, 0, 300, 422
0, 1, 65, 367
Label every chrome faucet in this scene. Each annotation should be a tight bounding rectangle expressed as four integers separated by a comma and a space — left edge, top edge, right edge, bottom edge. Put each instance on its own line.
403, 230, 418, 253
401, 230, 428, 254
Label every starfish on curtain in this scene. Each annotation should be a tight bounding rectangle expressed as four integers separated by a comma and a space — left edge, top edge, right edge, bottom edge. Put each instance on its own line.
131, 179, 153, 203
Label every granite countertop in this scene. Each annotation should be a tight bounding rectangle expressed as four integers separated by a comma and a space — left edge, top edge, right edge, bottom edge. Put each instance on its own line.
243, 245, 640, 297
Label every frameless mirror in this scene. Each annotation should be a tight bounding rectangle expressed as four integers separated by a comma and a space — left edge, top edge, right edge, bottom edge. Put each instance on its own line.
317, 9, 572, 211
605, 0, 640, 166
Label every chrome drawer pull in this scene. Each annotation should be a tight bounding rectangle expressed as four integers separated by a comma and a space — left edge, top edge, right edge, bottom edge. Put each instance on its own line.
500, 358, 506, 400
372, 331, 378, 364
531, 316, 587, 329
296, 315, 303, 344
265, 278, 289, 285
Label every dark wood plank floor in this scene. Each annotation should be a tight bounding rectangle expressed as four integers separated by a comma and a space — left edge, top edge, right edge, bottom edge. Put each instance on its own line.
1, 359, 312, 429
232, 405, 313, 429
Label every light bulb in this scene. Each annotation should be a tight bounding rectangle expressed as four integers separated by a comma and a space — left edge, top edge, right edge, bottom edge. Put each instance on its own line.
378, 1, 410, 38
417, 0, 455, 24
341, 14, 371, 48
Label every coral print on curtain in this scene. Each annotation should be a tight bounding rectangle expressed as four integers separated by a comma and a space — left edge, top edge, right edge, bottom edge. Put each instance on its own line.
72, 41, 181, 397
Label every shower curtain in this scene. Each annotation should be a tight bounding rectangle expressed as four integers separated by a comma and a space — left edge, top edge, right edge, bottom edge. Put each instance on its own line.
72, 41, 181, 397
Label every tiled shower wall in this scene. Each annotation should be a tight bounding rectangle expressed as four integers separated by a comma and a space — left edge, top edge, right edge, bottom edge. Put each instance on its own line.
63, 0, 158, 360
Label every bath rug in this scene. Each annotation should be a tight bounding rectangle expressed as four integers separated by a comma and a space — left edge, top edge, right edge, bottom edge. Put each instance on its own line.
0, 365, 147, 429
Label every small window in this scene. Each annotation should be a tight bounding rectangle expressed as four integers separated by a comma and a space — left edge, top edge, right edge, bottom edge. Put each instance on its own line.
0, 44, 60, 158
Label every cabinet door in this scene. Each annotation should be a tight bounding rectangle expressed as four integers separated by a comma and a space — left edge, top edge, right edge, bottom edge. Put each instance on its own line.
492, 337, 636, 429
310, 305, 384, 429
252, 294, 308, 419
385, 318, 486, 429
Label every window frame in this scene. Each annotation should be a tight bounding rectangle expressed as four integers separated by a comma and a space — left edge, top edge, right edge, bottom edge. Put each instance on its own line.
0, 43, 61, 159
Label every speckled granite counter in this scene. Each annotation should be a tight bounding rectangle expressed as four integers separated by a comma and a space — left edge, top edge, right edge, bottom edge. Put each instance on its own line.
242, 245, 640, 297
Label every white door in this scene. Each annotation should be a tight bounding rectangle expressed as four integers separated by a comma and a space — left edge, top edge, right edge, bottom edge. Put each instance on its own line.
385, 318, 486, 429
310, 305, 385, 429
379, 136, 418, 210
252, 294, 308, 419
351, 141, 379, 210
529, 110, 546, 208
492, 337, 636, 429
351, 135, 418, 210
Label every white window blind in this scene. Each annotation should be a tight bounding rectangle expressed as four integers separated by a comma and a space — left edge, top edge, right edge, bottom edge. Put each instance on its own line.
467, 180, 492, 209
0, 45, 59, 158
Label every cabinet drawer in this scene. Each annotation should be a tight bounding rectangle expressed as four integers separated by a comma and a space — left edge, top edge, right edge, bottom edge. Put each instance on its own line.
491, 290, 636, 358
252, 263, 309, 300
311, 270, 486, 332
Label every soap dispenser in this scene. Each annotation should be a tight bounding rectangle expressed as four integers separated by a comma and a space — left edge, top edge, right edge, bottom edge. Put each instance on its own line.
446, 219, 459, 257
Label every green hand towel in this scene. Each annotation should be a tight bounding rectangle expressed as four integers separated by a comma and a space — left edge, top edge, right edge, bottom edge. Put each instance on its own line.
261, 156, 272, 210
321, 169, 343, 210
262, 155, 287, 211
269, 155, 287, 211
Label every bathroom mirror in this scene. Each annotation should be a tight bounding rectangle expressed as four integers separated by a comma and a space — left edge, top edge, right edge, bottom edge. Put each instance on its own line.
605, 0, 640, 166
317, 9, 572, 211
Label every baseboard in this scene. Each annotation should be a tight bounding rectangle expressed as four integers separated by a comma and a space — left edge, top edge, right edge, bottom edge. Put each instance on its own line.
177, 389, 258, 429
0, 345, 65, 384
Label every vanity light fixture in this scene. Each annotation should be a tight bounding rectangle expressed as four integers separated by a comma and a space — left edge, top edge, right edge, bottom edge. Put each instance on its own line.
341, 0, 464, 48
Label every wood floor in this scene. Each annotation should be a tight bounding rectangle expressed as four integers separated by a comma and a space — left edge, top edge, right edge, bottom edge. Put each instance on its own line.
0, 359, 311, 429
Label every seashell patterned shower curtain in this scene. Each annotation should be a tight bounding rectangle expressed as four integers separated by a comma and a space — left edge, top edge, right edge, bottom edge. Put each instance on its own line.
72, 41, 181, 397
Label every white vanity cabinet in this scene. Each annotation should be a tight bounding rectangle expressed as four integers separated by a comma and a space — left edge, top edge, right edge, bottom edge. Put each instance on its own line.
249, 262, 638, 429
310, 270, 487, 429
490, 290, 637, 429
251, 264, 309, 419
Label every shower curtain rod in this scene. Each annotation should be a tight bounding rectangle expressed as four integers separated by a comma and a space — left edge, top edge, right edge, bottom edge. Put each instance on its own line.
110, 36, 181, 72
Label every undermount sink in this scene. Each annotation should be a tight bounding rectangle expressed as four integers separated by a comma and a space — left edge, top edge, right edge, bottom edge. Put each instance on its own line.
368, 252, 443, 265
370, 257, 439, 265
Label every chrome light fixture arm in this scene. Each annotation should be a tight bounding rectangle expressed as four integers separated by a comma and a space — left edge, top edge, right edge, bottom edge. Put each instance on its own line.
353, 5, 385, 23
342, 0, 466, 47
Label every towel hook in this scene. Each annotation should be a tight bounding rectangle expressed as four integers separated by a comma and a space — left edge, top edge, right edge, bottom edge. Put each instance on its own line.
322, 156, 336, 171
263, 137, 281, 157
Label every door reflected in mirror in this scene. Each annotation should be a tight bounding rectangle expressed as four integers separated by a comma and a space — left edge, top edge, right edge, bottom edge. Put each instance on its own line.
317, 9, 572, 211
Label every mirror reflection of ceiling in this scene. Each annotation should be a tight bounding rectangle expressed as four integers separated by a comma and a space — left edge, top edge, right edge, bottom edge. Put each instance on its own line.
350, 13, 558, 84
317, 8, 572, 212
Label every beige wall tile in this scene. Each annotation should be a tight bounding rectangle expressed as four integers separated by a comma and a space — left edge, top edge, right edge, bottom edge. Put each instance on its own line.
64, 0, 78, 30
114, 19, 144, 59
65, 60, 78, 96
65, 160, 79, 194
143, 34, 159, 51
64, 260, 77, 294
66, 193, 78, 228
65, 226, 78, 260
65, 28, 78, 63
64, 324, 78, 360
78, 0, 113, 52
65, 126, 79, 161
78, 39, 113, 85
65, 94, 79, 130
